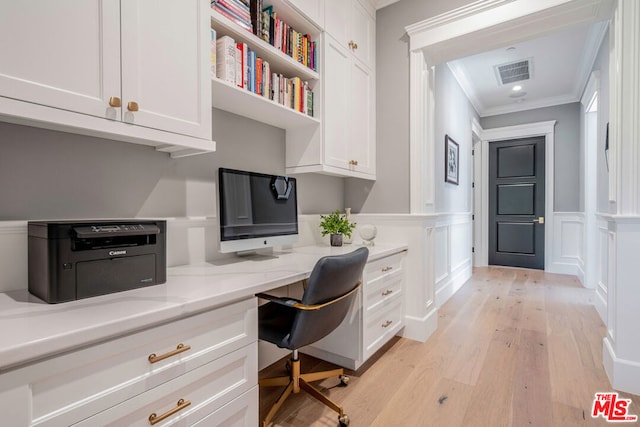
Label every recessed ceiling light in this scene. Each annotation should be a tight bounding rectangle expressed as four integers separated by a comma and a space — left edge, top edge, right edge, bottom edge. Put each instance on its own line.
512, 85, 523, 91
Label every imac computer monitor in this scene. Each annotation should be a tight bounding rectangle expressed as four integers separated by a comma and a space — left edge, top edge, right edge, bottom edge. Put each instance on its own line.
218, 168, 298, 253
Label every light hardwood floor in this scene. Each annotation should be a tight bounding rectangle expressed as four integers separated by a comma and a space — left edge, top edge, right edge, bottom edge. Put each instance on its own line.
259, 267, 640, 426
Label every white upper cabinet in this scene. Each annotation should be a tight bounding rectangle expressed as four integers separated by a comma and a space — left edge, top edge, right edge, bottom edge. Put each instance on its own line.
287, 0, 325, 28
0, 1, 121, 120
0, 0, 214, 155
121, 0, 212, 140
324, 0, 374, 68
323, 35, 375, 177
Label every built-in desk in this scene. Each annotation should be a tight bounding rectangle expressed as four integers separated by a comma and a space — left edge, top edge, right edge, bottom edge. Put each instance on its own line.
0, 243, 406, 426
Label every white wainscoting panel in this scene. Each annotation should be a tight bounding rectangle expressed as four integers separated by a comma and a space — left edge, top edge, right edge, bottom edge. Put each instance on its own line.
434, 213, 473, 307
434, 226, 449, 286
595, 218, 609, 324
548, 212, 585, 281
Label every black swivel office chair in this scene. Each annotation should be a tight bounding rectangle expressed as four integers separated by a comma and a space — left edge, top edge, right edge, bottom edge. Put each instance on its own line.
256, 247, 369, 427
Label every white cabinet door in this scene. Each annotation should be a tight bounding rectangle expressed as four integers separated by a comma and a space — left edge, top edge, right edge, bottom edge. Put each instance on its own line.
323, 37, 351, 170
121, 0, 211, 139
350, 60, 375, 175
324, 0, 349, 48
350, 0, 374, 68
289, 0, 324, 28
0, 0, 121, 120
324, 0, 373, 69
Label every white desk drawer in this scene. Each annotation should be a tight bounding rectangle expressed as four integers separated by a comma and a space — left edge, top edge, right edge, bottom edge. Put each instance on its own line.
26, 298, 257, 427
192, 386, 258, 426
364, 267, 403, 312
72, 343, 258, 426
363, 297, 403, 360
364, 252, 404, 282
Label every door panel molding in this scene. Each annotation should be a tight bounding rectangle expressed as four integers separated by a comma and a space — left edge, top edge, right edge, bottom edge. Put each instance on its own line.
476, 120, 556, 270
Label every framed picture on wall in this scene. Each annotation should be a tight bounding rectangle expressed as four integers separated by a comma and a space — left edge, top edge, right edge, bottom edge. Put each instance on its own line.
445, 134, 459, 185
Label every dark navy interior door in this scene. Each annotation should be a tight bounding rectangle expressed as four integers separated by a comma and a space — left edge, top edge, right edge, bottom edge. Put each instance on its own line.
489, 137, 545, 269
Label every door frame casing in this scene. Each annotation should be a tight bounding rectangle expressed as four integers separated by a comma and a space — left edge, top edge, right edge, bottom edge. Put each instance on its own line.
473, 121, 556, 268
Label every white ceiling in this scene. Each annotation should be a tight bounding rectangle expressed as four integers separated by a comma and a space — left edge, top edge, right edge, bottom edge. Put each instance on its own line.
447, 21, 608, 117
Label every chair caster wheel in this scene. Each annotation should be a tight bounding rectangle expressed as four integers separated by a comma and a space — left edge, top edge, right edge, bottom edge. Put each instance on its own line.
339, 414, 350, 426
339, 374, 349, 386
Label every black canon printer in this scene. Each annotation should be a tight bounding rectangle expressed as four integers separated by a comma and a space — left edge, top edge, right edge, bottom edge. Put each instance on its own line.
28, 220, 166, 303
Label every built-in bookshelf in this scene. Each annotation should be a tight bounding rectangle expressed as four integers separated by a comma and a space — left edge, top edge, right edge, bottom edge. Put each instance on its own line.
211, 77, 319, 128
210, 2, 321, 130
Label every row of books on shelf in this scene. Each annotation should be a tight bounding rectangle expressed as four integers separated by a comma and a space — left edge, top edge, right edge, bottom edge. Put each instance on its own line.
211, 0, 317, 71
212, 31, 314, 117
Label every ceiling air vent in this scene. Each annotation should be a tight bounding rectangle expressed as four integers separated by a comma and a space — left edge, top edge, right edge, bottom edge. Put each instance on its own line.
495, 59, 532, 85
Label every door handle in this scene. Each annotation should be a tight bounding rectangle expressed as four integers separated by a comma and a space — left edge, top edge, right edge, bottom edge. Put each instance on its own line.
532, 217, 545, 224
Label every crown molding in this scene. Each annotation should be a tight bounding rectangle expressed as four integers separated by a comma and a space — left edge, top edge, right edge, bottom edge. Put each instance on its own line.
574, 20, 609, 101
446, 62, 485, 117
480, 93, 579, 117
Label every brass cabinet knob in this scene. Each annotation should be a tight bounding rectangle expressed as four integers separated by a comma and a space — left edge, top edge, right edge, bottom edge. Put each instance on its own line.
108, 96, 122, 107
349, 160, 359, 166
353, 42, 358, 50
127, 101, 139, 112
348, 40, 355, 50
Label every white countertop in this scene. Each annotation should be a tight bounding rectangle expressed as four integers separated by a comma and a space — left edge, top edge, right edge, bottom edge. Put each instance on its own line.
0, 244, 406, 373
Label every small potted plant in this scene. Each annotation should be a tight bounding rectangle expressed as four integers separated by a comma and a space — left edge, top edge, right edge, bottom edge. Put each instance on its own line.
319, 210, 356, 247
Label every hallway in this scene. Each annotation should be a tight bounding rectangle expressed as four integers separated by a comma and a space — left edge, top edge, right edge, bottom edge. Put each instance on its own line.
259, 267, 640, 426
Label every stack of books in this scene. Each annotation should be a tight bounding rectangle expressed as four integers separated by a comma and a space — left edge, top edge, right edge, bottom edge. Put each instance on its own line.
259, 5, 317, 71
214, 35, 314, 117
211, 0, 252, 33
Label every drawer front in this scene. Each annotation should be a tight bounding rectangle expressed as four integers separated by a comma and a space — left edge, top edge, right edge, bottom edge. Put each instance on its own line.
364, 267, 403, 312
364, 252, 404, 283
192, 386, 258, 426
30, 298, 257, 427
72, 343, 258, 426
363, 297, 403, 361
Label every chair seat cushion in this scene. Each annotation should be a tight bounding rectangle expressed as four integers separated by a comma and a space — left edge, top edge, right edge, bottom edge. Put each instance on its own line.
258, 302, 297, 349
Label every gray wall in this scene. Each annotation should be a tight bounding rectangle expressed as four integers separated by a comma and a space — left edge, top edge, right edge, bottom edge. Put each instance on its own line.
480, 103, 582, 212
0, 108, 344, 220
434, 64, 479, 213
345, 0, 476, 213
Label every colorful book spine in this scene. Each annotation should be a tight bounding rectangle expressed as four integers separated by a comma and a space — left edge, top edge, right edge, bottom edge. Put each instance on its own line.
213, 4, 252, 32
262, 61, 270, 98
234, 45, 242, 88
210, 28, 217, 77
255, 57, 263, 95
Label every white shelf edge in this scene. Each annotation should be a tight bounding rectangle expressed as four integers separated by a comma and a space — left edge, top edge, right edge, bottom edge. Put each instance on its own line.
211, 77, 319, 130
210, 9, 319, 82
286, 164, 376, 181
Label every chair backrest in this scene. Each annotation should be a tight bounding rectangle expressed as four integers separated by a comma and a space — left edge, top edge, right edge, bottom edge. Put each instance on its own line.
282, 247, 369, 350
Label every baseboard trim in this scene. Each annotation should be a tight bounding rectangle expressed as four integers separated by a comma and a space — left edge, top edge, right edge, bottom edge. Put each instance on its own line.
603, 337, 640, 395
401, 304, 438, 343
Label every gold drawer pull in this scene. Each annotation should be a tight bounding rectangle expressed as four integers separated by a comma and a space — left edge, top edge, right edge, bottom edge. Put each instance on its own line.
381, 266, 393, 272
381, 320, 392, 328
127, 101, 139, 112
148, 343, 191, 364
381, 289, 393, 297
148, 398, 191, 425
348, 159, 359, 166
